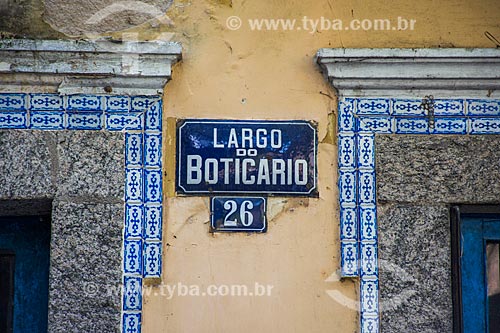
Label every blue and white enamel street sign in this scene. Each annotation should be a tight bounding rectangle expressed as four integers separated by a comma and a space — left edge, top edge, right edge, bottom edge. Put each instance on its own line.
176, 120, 317, 195
211, 197, 266, 232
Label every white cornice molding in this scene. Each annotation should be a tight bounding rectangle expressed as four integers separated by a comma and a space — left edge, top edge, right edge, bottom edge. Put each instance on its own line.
0, 39, 182, 95
316, 48, 500, 98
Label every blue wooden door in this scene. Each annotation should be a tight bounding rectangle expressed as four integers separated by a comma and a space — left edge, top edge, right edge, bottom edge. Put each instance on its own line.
0, 216, 50, 332
461, 217, 500, 333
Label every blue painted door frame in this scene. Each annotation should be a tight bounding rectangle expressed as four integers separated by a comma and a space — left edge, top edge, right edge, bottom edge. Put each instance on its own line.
461, 216, 500, 333
0, 216, 50, 332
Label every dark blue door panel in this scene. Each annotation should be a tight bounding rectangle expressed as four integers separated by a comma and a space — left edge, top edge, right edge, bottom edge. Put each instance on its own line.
461, 217, 500, 333
0, 216, 50, 332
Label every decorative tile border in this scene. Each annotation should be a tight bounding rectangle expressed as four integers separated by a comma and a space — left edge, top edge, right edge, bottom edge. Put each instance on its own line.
0, 92, 163, 333
338, 97, 500, 333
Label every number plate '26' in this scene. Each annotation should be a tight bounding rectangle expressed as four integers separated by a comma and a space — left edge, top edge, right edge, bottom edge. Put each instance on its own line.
211, 197, 266, 232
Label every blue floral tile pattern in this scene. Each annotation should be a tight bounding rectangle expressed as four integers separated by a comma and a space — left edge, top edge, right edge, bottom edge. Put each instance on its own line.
144, 133, 162, 167
67, 95, 102, 111
337, 97, 500, 333
106, 113, 143, 131
123, 276, 143, 311
361, 317, 379, 333
360, 242, 378, 277
144, 205, 162, 240
124, 240, 143, 275
360, 278, 378, 315
392, 99, 424, 116
339, 169, 357, 206
338, 100, 356, 132
0, 93, 164, 333
0, 111, 27, 128
359, 206, 377, 241
145, 100, 162, 131
356, 99, 390, 115
341, 241, 358, 276
132, 97, 159, 113
125, 204, 144, 239
30, 111, 66, 130
143, 241, 162, 278
432, 118, 467, 134
126, 168, 144, 202
358, 171, 376, 206
357, 133, 374, 170
470, 118, 500, 134
338, 133, 356, 169
29, 94, 65, 111
357, 116, 392, 133
67, 112, 103, 130
126, 133, 144, 167
106, 96, 131, 112
434, 99, 464, 116
340, 206, 357, 240
0, 93, 26, 111
122, 313, 141, 333
144, 170, 162, 202
395, 117, 429, 134
467, 99, 500, 116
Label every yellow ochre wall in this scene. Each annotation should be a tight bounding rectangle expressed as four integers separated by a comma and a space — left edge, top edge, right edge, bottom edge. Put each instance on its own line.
135, 1, 498, 332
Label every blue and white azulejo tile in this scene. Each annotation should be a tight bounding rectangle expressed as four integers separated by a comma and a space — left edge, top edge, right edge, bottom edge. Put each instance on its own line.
125, 204, 144, 239
356, 99, 390, 115
143, 241, 162, 278
123, 276, 142, 311
338, 133, 356, 169
124, 239, 143, 275
29, 94, 64, 111
0, 93, 26, 111
144, 205, 162, 240
67, 95, 102, 112
122, 313, 141, 333
106, 96, 131, 112
341, 241, 358, 277
30, 111, 65, 130
0, 111, 27, 129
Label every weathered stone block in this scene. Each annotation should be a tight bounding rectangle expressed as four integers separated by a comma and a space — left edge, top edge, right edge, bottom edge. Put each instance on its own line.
0, 131, 56, 199
48, 200, 123, 333
376, 135, 500, 204
377, 204, 452, 332
56, 131, 124, 199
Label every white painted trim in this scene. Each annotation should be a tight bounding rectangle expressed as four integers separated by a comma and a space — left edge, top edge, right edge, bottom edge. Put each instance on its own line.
0, 39, 182, 95
316, 48, 500, 98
